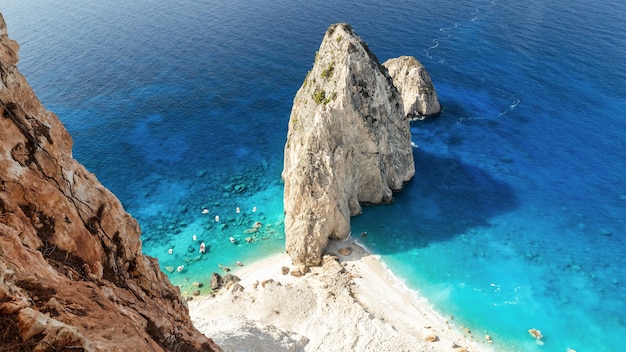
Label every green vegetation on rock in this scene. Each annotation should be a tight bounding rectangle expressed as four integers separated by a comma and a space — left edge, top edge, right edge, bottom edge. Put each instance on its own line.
321, 62, 335, 80
313, 90, 326, 105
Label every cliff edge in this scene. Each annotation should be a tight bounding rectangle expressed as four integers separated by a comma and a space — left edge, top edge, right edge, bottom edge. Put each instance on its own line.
0, 13, 221, 352
282, 23, 415, 267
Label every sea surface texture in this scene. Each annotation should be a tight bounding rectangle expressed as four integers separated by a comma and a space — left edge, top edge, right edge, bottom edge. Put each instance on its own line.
3, 0, 625, 350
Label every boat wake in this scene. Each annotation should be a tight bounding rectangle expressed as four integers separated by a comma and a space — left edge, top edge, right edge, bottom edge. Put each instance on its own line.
423, 0, 496, 60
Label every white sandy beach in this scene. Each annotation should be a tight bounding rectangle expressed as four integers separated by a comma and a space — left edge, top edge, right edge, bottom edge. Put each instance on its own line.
188, 239, 495, 352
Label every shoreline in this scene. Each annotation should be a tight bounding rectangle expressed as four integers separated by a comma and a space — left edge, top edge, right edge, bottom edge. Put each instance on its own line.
188, 238, 494, 352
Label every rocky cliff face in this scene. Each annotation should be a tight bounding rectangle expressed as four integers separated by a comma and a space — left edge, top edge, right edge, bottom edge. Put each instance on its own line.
383, 55, 441, 119
0, 14, 221, 352
282, 23, 415, 267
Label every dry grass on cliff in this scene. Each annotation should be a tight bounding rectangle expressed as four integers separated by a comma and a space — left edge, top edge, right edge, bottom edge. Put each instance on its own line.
0, 314, 38, 352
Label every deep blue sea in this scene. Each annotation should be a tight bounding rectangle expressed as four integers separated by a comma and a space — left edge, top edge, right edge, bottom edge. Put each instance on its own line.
3, 0, 625, 350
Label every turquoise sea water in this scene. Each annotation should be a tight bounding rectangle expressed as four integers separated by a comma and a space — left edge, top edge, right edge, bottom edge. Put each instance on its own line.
3, 0, 626, 350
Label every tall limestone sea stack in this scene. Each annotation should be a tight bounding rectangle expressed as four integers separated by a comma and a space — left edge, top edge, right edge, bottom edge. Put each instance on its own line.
283, 23, 423, 267
0, 14, 221, 352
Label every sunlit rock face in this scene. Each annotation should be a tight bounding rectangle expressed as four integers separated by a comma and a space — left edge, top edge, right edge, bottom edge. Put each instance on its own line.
282, 23, 415, 267
383, 55, 441, 119
0, 13, 221, 352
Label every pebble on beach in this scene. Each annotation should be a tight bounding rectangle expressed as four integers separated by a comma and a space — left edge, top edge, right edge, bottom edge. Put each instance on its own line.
452, 345, 468, 352
422, 331, 438, 342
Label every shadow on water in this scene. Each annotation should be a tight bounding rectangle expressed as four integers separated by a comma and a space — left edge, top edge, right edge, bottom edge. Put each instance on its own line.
351, 149, 518, 255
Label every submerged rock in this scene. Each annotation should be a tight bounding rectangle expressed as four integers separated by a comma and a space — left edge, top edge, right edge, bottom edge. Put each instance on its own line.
282, 23, 415, 267
0, 14, 220, 352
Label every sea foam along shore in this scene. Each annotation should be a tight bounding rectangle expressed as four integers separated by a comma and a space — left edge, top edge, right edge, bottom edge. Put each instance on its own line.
188, 238, 495, 352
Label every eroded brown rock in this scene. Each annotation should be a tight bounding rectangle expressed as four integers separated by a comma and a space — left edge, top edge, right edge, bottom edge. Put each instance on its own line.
0, 13, 221, 352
